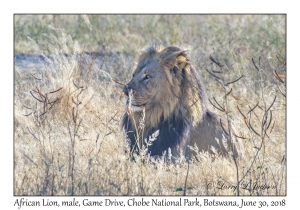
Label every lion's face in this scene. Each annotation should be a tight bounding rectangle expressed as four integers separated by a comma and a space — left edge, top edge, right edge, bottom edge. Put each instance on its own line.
123, 58, 170, 112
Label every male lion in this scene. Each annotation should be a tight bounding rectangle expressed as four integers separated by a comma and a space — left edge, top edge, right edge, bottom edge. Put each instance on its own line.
122, 45, 243, 159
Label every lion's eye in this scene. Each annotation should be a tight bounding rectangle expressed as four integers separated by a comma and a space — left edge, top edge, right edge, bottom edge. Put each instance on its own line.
144, 75, 151, 80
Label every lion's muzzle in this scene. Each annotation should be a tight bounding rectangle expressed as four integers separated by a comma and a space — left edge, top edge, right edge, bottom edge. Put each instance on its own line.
123, 84, 135, 97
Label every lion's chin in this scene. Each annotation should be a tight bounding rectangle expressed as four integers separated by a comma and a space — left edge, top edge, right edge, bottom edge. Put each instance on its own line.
126, 98, 146, 112
128, 105, 144, 112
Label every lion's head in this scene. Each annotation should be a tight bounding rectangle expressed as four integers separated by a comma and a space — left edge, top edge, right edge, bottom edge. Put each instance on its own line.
123, 45, 208, 129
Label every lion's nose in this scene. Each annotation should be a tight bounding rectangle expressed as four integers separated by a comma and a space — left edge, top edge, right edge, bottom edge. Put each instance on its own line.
123, 85, 134, 97
123, 86, 129, 97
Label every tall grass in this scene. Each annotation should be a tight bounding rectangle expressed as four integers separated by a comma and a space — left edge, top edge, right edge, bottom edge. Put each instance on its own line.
14, 14, 286, 195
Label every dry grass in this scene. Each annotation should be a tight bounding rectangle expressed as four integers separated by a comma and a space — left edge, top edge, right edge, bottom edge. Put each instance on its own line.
14, 14, 286, 195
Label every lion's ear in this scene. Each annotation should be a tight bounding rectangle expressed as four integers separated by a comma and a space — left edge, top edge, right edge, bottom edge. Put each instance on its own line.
176, 54, 187, 70
158, 47, 187, 68
172, 52, 189, 81
169, 54, 185, 78
158, 47, 189, 83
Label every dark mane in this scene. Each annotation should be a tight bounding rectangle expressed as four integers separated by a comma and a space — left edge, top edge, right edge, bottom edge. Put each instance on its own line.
123, 111, 188, 156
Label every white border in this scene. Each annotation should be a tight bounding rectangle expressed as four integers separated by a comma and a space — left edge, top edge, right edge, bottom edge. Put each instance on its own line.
2, 0, 298, 209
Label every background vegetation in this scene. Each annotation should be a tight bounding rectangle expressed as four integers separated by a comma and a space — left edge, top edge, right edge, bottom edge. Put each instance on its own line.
14, 14, 286, 195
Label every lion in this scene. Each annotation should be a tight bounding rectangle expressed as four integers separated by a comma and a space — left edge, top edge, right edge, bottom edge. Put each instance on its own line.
122, 45, 243, 160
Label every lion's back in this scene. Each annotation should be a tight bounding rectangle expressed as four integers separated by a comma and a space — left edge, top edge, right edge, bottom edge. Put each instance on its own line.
190, 110, 243, 157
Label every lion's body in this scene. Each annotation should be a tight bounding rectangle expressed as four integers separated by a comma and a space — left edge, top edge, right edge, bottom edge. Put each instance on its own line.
122, 45, 243, 159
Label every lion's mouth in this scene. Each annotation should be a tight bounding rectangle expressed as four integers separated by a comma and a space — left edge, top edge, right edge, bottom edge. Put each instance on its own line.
126, 99, 146, 112
132, 103, 146, 107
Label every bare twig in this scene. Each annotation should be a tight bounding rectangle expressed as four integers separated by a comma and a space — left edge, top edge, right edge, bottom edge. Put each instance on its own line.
22, 153, 38, 167
72, 97, 81, 105
237, 105, 246, 120
230, 93, 241, 102
249, 119, 260, 137
208, 98, 225, 112
212, 70, 222, 74
276, 84, 286, 97
43, 93, 47, 114
73, 80, 84, 89
104, 132, 112, 137
273, 71, 285, 83
276, 55, 286, 67
39, 111, 47, 117
213, 97, 225, 111
247, 102, 260, 114
23, 104, 32, 110
30, 91, 43, 102
252, 58, 260, 71
269, 120, 276, 134
108, 111, 119, 123
48, 98, 59, 110
48, 87, 63, 94
225, 88, 232, 97
205, 69, 221, 80
27, 127, 38, 140
114, 88, 128, 98
266, 95, 277, 112
112, 78, 126, 86
72, 107, 77, 123
232, 132, 246, 139
266, 110, 273, 131
30, 73, 42, 80
209, 55, 223, 67
219, 118, 229, 136
96, 134, 100, 144
36, 87, 46, 99
225, 75, 244, 86
23, 112, 32, 116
